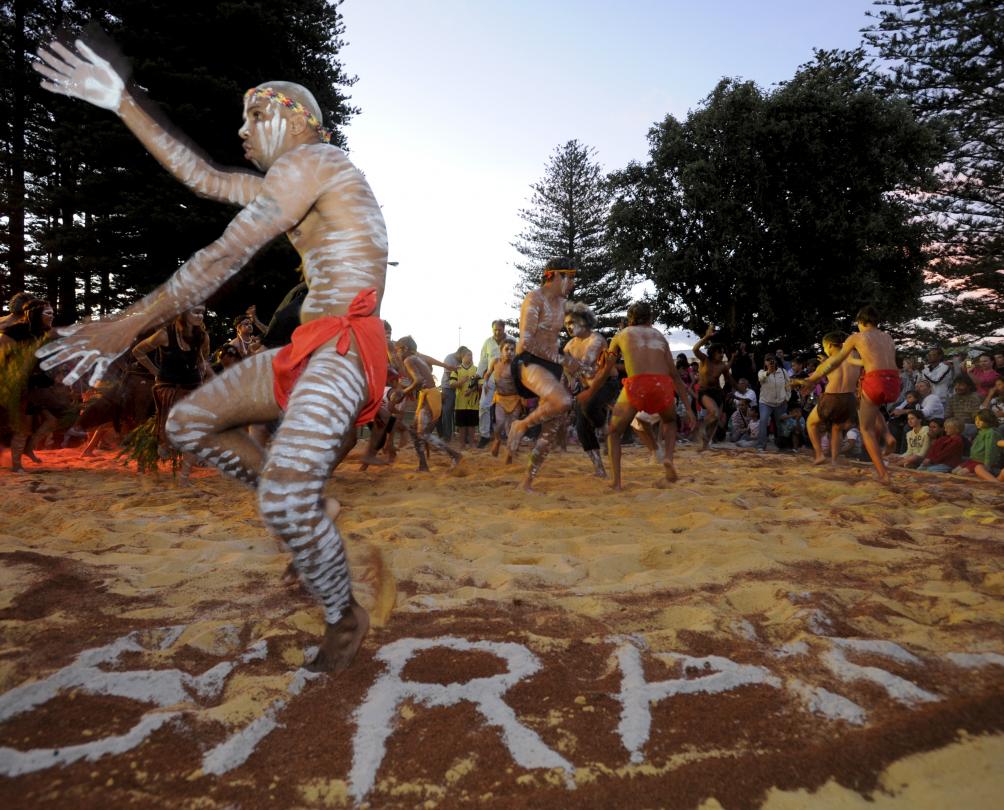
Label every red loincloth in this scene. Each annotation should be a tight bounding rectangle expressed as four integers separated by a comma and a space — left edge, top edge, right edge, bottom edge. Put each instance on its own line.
272, 288, 387, 425
860, 369, 900, 406
623, 373, 676, 415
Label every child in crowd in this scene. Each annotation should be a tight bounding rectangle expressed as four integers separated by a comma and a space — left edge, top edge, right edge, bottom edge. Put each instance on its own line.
891, 410, 929, 468
776, 405, 806, 451
954, 409, 1003, 484
487, 339, 522, 462
919, 417, 964, 473
450, 349, 481, 449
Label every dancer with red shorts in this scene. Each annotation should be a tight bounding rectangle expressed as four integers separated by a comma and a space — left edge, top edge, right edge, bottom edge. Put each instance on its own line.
587, 302, 696, 491
795, 306, 898, 485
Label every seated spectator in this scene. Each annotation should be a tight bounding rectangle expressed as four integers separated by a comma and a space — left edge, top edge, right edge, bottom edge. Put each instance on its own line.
776, 405, 806, 452
732, 378, 757, 408
944, 376, 982, 435
970, 354, 1000, 398
954, 409, 1003, 484
982, 377, 1004, 424
919, 417, 964, 473
890, 410, 928, 468
914, 380, 945, 420
727, 398, 755, 444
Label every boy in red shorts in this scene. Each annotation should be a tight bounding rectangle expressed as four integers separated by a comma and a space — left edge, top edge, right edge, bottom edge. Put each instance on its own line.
588, 302, 695, 490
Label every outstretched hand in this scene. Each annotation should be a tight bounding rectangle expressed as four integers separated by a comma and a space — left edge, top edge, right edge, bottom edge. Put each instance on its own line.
33, 38, 125, 112
35, 316, 142, 387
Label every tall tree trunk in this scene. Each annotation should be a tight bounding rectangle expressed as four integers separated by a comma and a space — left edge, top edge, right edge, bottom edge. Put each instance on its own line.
7, 0, 28, 298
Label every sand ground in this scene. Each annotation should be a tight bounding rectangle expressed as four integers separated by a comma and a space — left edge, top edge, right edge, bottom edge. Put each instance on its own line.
0, 439, 1002, 809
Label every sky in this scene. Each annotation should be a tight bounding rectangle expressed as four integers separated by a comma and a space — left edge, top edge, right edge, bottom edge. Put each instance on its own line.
338, 0, 878, 358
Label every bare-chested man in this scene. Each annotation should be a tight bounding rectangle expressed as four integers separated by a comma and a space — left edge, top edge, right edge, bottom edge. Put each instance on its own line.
795, 306, 898, 484
806, 331, 861, 467
591, 302, 696, 491
692, 325, 734, 451
507, 257, 581, 492
563, 302, 619, 478
393, 336, 462, 472
34, 34, 387, 671
486, 338, 521, 463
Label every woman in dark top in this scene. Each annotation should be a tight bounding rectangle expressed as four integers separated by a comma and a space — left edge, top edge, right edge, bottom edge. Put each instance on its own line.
1, 298, 71, 471
131, 307, 210, 465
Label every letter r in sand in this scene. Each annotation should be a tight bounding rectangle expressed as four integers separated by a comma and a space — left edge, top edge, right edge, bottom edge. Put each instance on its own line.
349, 636, 574, 801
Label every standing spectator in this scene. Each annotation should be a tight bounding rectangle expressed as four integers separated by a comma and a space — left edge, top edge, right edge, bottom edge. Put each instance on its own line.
0, 291, 34, 333
438, 344, 467, 442
450, 349, 481, 449
131, 307, 211, 471
919, 417, 964, 473
969, 354, 1000, 398
228, 314, 261, 358
476, 319, 508, 449
898, 356, 920, 401
921, 347, 955, 402
993, 350, 1004, 377
914, 380, 945, 420
730, 343, 757, 394
775, 349, 793, 373
757, 355, 790, 451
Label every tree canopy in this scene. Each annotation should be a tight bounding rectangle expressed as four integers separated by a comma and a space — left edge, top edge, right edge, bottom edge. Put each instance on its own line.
864, 0, 1004, 344
1, 0, 357, 341
607, 49, 945, 352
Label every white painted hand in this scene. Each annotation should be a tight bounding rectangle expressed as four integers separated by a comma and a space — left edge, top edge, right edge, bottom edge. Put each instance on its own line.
33, 39, 124, 112
35, 317, 138, 387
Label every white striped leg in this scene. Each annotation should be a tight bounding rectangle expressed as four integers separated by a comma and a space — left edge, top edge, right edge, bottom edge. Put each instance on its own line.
165, 351, 280, 485
257, 347, 366, 624
528, 418, 560, 481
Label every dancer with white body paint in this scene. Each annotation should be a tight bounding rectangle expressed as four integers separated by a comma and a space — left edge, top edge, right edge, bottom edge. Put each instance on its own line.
507, 257, 582, 492
33, 34, 388, 672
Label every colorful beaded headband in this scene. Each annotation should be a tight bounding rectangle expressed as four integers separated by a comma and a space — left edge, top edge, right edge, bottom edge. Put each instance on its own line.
243, 86, 332, 144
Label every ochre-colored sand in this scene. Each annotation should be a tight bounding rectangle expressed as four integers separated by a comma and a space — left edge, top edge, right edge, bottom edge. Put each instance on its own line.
1, 441, 1002, 808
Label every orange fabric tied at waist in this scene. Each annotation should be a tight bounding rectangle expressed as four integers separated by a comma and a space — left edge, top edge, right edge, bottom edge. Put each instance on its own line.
272, 287, 387, 426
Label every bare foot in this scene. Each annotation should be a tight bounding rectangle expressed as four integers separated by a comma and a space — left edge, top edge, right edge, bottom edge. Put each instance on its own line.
610, 481, 623, 492
307, 599, 370, 674
520, 476, 537, 493
507, 419, 528, 454
24, 449, 41, 464
282, 561, 299, 587
325, 497, 341, 522
490, 440, 500, 457
663, 462, 678, 482
417, 464, 430, 473
359, 454, 388, 467
883, 432, 896, 455
504, 449, 513, 465
811, 455, 827, 466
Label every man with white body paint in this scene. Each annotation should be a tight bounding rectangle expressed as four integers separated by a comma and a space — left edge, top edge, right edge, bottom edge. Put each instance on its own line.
507, 257, 582, 492
33, 35, 386, 672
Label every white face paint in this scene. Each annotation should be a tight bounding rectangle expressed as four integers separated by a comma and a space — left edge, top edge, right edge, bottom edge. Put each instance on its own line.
240, 97, 288, 170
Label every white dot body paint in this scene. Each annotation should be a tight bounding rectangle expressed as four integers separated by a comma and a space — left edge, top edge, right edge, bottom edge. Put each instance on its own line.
349, 636, 575, 803
614, 643, 782, 765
